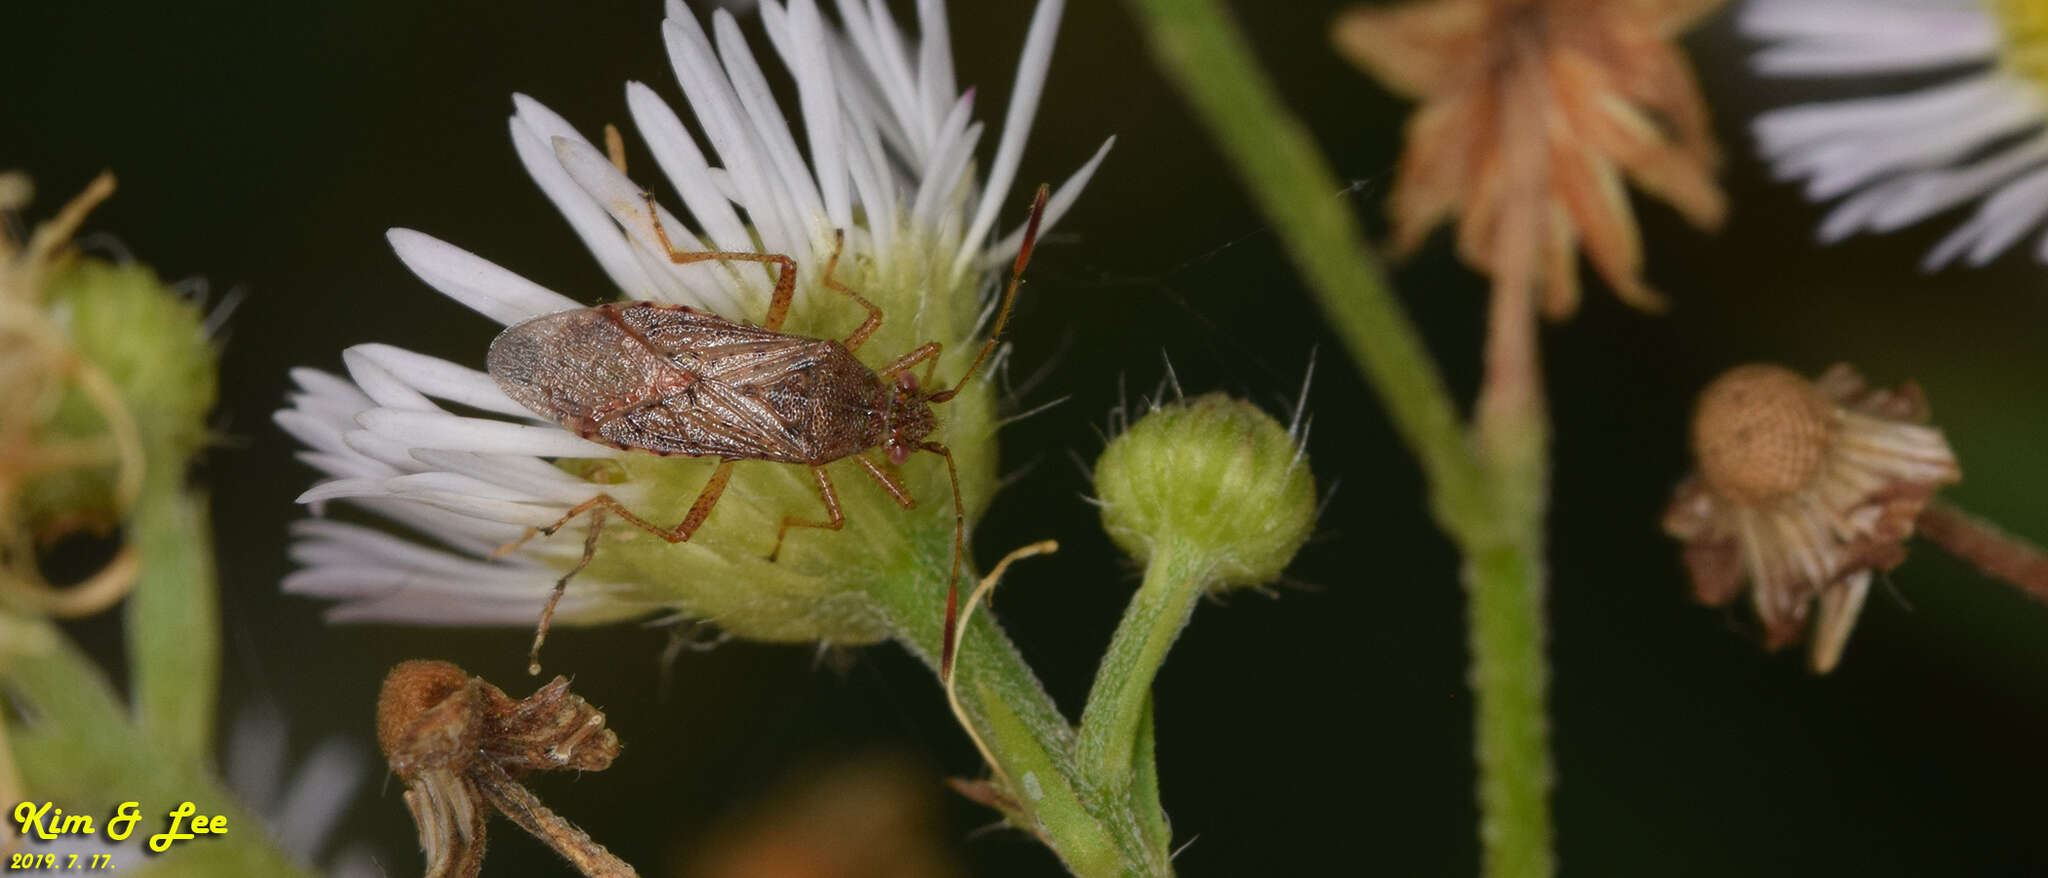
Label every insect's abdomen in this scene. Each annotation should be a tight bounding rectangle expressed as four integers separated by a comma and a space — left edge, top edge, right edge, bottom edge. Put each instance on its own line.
489, 308, 690, 439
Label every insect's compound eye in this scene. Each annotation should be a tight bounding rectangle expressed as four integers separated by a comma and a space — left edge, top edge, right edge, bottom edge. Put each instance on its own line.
896, 371, 918, 393
889, 443, 912, 466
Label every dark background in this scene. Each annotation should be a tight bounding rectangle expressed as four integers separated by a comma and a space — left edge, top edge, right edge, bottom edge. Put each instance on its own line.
8, 1, 2048, 875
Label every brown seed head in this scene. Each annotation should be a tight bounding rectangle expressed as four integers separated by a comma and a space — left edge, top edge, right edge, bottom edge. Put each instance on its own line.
1691, 364, 1836, 505
378, 660, 485, 780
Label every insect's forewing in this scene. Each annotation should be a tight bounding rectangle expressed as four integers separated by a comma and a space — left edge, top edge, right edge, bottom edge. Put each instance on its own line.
489, 307, 682, 434
490, 303, 876, 463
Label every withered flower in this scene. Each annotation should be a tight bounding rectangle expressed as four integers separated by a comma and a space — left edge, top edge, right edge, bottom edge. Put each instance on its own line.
1333, 0, 1727, 316
376, 660, 634, 878
1663, 364, 1959, 672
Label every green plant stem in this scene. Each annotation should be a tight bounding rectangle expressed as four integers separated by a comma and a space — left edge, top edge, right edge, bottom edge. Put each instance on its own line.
1076, 540, 1205, 788
1462, 530, 1552, 878
1123, 0, 1557, 875
875, 560, 1174, 877
7, 622, 312, 878
125, 473, 219, 769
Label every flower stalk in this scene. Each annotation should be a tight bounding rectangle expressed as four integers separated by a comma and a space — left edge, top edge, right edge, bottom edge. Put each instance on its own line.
1123, 0, 1558, 875
874, 546, 1171, 877
1076, 538, 1205, 789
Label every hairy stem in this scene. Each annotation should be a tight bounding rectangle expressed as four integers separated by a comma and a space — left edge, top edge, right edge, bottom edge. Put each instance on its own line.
1123, 0, 1558, 875
125, 477, 220, 769
1919, 500, 2048, 602
878, 556, 1173, 877
1076, 540, 1205, 788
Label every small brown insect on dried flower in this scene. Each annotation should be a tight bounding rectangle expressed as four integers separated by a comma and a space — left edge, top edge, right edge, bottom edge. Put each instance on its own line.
490, 187, 1051, 680
377, 660, 635, 878
1663, 364, 1959, 673
1333, 0, 1727, 316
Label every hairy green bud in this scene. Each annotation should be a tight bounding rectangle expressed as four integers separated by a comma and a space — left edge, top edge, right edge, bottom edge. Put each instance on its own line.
1093, 393, 1315, 588
22, 260, 218, 519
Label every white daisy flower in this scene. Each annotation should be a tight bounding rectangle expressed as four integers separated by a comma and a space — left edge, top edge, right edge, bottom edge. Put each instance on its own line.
278, 0, 1110, 643
1744, 0, 2048, 268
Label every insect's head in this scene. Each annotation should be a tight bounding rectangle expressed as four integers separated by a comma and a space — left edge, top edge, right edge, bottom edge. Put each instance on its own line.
881, 370, 937, 464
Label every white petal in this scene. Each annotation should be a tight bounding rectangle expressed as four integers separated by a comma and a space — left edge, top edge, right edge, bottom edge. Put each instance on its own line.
551, 135, 738, 314
1742, 0, 1996, 75
624, 81, 767, 290
714, 10, 828, 243
342, 348, 439, 413
912, 105, 981, 231
1755, 74, 2014, 158
785, 0, 853, 229
272, 742, 365, 859
1925, 167, 2048, 267
301, 477, 567, 528
291, 519, 528, 575
354, 496, 526, 557
289, 367, 373, 409
1800, 90, 2040, 199
276, 410, 368, 462
834, 0, 926, 157
295, 451, 391, 482
1742, 0, 1991, 44
354, 408, 620, 458
226, 706, 287, 811
349, 344, 531, 417
954, 0, 1066, 280
914, 0, 958, 140
408, 449, 617, 505
664, 12, 805, 256
510, 94, 663, 299
387, 230, 584, 325
387, 470, 566, 505
985, 135, 1115, 268
340, 426, 429, 471
321, 588, 616, 626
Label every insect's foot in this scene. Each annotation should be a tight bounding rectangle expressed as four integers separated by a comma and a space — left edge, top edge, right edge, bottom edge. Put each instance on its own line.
490, 528, 540, 559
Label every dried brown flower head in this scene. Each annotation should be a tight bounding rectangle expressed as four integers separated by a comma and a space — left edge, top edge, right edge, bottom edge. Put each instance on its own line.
1333, 0, 1727, 316
1663, 364, 1960, 672
377, 660, 633, 878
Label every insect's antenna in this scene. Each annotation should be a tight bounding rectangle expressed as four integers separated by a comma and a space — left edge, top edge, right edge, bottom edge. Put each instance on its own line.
926, 441, 967, 680
929, 184, 1050, 405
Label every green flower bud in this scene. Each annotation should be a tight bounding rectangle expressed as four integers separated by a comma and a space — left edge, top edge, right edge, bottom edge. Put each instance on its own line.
1093, 393, 1315, 588
5, 176, 216, 533
20, 260, 218, 518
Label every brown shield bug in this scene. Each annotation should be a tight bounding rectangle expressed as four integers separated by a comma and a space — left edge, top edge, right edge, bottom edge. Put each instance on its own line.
490, 186, 1049, 677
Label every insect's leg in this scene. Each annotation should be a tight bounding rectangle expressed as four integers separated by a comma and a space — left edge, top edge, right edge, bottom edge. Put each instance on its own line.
640, 192, 801, 330
878, 342, 942, 383
769, 465, 846, 562
528, 506, 607, 676
821, 229, 884, 350
921, 442, 968, 680
855, 455, 916, 509
930, 185, 1049, 404
674, 460, 738, 540
516, 461, 737, 550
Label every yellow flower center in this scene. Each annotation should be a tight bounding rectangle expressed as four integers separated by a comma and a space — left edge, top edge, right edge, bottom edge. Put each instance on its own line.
1995, 0, 2048, 90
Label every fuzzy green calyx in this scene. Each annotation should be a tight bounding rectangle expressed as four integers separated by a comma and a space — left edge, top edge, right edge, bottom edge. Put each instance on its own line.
1094, 393, 1316, 589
